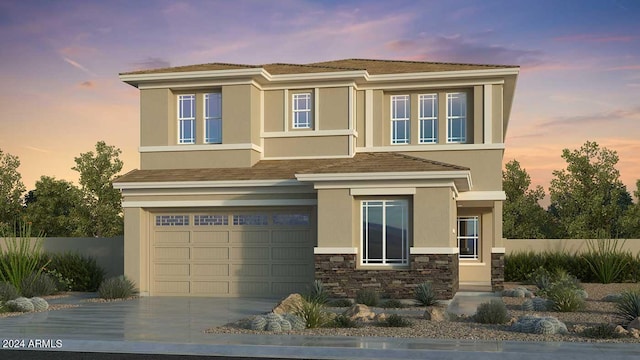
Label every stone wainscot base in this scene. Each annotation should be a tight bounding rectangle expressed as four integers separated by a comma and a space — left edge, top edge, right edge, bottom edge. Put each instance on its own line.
315, 254, 459, 300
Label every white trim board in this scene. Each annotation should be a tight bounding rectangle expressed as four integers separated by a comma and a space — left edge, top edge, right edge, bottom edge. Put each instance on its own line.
314, 247, 358, 255
121, 199, 318, 208
139, 143, 262, 153
491, 247, 506, 253
114, 179, 303, 190
410, 247, 459, 255
356, 144, 505, 152
457, 191, 506, 201
262, 129, 357, 138
350, 188, 416, 196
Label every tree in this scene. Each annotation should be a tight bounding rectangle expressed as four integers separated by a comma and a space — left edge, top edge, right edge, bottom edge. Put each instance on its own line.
72, 141, 124, 237
23, 176, 83, 237
502, 160, 556, 238
620, 180, 640, 238
549, 141, 632, 239
0, 149, 25, 233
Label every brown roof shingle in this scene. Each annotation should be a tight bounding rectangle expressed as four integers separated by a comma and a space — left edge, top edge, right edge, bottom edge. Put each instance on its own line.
120, 58, 517, 76
114, 153, 468, 183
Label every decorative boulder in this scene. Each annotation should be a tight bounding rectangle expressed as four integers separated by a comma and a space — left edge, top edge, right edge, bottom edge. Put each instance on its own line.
614, 325, 629, 336
374, 313, 387, 322
344, 304, 375, 322
272, 294, 305, 315
423, 307, 446, 322
628, 317, 640, 331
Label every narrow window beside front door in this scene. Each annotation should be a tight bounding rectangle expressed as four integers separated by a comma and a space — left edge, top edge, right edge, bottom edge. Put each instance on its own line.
457, 216, 479, 260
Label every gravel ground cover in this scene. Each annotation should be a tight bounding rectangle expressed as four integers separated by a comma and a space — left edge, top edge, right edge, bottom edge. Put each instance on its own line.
205, 283, 640, 343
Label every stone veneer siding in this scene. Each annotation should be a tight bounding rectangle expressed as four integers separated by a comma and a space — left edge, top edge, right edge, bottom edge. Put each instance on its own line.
315, 254, 459, 300
491, 252, 505, 291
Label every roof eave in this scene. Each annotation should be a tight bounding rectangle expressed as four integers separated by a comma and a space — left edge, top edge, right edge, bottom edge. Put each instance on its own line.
367, 68, 520, 83
118, 68, 269, 88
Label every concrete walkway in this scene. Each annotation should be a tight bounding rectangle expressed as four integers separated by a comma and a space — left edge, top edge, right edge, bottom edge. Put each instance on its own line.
0, 293, 638, 359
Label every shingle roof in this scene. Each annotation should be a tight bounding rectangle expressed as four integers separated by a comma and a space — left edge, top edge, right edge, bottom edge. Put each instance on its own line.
114, 153, 468, 183
120, 58, 517, 76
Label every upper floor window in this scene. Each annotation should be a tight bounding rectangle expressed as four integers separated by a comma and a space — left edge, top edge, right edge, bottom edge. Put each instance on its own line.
178, 95, 195, 144
447, 92, 467, 143
204, 93, 222, 144
292, 93, 312, 129
361, 200, 409, 265
391, 95, 410, 144
457, 216, 479, 260
419, 94, 438, 144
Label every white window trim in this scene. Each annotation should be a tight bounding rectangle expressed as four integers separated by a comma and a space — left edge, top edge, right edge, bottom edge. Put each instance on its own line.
457, 216, 479, 260
419, 93, 438, 144
292, 92, 312, 129
390, 95, 410, 145
446, 92, 467, 143
204, 93, 222, 144
361, 200, 409, 266
178, 94, 195, 144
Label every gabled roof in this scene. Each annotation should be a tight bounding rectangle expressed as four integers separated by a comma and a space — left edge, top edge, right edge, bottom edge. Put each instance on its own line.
113, 153, 469, 184
120, 58, 518, 76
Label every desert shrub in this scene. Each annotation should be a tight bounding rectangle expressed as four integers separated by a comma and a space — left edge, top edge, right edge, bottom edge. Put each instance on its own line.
44, 268, 74, 292
0, 222, 48, 293
583, 239, 631, 284
546, 285, 585, 312
381, 314, 412, 327
582, 324, 623, 339
5, 297, 34, 312
414, 282, 438, 306
331, 314, 359, 328
328, 299, 352, 307
526, 266, 553, 292
294, 300, 330, 328
505, 250, 597, 283
30, 297, 49, 311
614, 289, 640, 327
303, 280, 328, 305
474, 300, 509, 324
20, 272, 57, 297
45, 252, 105, 292
98, 276, 137, 299
0, 281, 20, 302
381, 299, 404, 308
510, 315, 568, 335
502, 287, 534, 298
505, 251, 543, 282
355, 288, 379, 307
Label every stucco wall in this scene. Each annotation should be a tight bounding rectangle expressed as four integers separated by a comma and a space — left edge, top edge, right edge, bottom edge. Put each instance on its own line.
505, 239, 640, 255
0, 237, 124, 278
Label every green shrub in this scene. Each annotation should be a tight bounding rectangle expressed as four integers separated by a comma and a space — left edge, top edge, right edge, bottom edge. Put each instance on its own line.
98, 276, 137, 299
0, 222, 48, 293
331, 314, 359, 328
582, 324, 622, 339
474, 300, 509, 324
583, 239, 631, 284
614, 289, 640, 327
293, 300, 330, 328
355, 288, 379, 307
505, 251, 543, 282
328, 299, 352, 307
381, 299, 404, 308
546, 285, 585, 312
45, 252, 105, 292
0, 281, 19, 302
505, 250, 595, 283
526, 266, 552, 293
414, 282, 438, 306
44, 268, 74, 292
303, 280, 328, 305
20, 272, 57, 297
381, 314, 412, 327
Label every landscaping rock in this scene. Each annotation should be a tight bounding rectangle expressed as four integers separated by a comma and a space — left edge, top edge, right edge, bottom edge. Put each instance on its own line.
572, 325, 587, 334
423, 307, 445, 322
374, 313, 387, 322
629, 328, 640, 339
614, 325, 628, 336
344, 304, 375, 322
272, 294, 304, 315
627, 317, 640, 331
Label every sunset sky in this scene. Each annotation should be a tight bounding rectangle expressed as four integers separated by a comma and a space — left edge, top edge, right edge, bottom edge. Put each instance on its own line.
1, 0, 639, 202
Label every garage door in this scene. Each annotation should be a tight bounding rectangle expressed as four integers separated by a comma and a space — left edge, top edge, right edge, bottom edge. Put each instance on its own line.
151, 209, 315, 297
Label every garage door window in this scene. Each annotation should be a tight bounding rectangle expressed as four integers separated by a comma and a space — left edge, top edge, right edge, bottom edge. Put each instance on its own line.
155, 215, 189, 226
272, 214, 310, 226
194, 215, 228, 226
233, 214, 268, 226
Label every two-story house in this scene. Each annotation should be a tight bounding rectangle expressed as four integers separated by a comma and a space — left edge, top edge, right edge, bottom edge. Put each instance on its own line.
114, 59, 519, 299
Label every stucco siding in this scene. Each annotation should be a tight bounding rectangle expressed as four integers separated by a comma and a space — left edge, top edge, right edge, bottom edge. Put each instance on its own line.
140, 150, 257, 169
356, 90, 365, 147
318, 87, 349, 130
222, 85, 253, 143
492, 84, 504, 143
140, 89, 171, 146
264, 90, 284, 132
264, 136, 350, 158
413, 188, 453, 248
317, 189, 353, 248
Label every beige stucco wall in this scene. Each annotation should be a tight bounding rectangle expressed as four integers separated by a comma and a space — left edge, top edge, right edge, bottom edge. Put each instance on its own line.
413, 188, 454, 248
355, 90, 365, 147
473, 85, 483, 143
263, 136, 350, 158
405, 149, 503, 190
222, 84, 254, 143
372, 90, 384, 146
318, 87, 349, 130
505, 239, 640, 255
124, 207, 148, 294
264, 90, 284, 132
317, 188, 353, 248
140, 149, 259, 169
492, 84, 504, 143
140, 89, 171, 146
